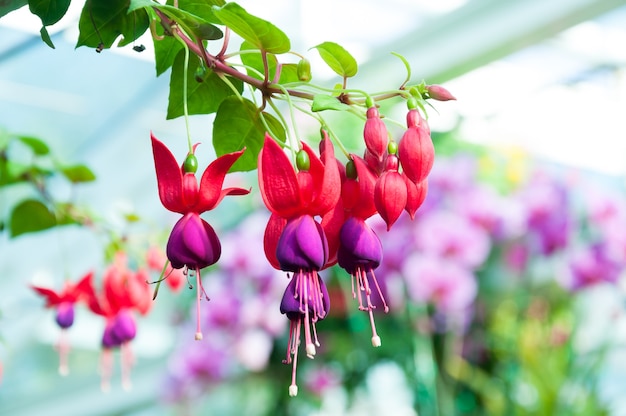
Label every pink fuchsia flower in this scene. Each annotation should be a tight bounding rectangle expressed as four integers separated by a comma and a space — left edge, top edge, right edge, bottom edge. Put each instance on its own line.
363, 106, 388, 165
258, 132, 340, 396
84, 253, 153, 391
374, 154, 407, 230
403, 254, 477, 316
151, 133, 249, 340
31, 272, 92, 376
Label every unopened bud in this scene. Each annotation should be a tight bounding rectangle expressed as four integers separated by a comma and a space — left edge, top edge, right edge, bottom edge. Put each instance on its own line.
184, 153, 198, 174
296, 149, 310, 171
194, 65, 207, 83
426, 85, 456, 101
297, 58, 312, 82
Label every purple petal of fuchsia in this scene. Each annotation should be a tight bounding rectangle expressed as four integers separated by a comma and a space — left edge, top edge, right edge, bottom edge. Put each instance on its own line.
276, 216, 328, 272
337, 217, 383, 274
166, 213, 222, 270
55, 302, 75, 329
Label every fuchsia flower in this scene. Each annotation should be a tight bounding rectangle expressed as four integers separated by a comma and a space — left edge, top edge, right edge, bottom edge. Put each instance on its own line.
31, 272, 92, 375
151, 133, 249, 340
258, 132, 340, 396
83, 253, 153, 391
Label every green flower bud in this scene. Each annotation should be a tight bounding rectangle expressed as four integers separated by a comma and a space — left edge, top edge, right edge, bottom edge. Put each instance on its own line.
183, 153, 198, 173
194, 65, 207, 83
297, 58, 312, 82
346, 160, 357, 179
296, 149, 310, 171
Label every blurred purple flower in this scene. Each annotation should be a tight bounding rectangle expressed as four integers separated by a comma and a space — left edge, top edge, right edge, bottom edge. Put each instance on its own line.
402, 254, 477, 315
517, 173, 572, 255
414, 211, 491, 270
561, 243, 623, 291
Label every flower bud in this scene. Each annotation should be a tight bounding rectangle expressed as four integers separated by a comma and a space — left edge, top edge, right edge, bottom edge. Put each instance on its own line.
363, 107, 388, 161
398, 125, 434, 184
297, 58, 312, 82
426, 85, 456, 101
375, 170, 408, 230
404, 176, 428, 219
55, 302, 75, 329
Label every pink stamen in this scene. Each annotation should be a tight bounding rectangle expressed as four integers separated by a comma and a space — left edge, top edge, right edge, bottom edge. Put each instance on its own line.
57, 329, 70, 376
121, 342, 134, 391
289, 320, 301, 397
100, 349, 113, 392
369, 269, 390, 313
194, 268, 203, 340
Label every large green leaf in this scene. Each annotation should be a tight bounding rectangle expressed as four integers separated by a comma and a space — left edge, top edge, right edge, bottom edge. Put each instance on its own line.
152, 24, 182, 76
9, 199, 57, 237
28, 0, 70, 25
213, 96, 285, 172
174, 0, 225, 25
129, 0, 223, 41
312, 41, 358, 78
212, 2, 289, 54
0, 0, 27, 19
167, 49, 243, 119
76, 0, 150, 49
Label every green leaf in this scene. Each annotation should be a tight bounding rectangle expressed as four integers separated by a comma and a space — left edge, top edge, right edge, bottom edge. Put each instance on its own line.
60, 164, 96, 183
167, 49, 243, 119
9, 199, 57, 237
173, 0, 225, 25
212, 3, 289, 54
153, 25, 182, 76
18, 135, 50, 155
39, 26, 54, 48
276, 63, 300, 84
311, 94, 351, 112
29, 0, 70, 25
213, 97, 285, 172
76, 0, 150, 50
0, 0, 27, 19
312, 41, 358, 78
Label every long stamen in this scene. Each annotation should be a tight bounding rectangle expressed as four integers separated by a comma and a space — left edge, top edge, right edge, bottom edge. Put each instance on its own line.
57, 329, 70, 376
369, 307, 382, 347
121, 342, 134, 391
302, 272, 316, 358
369, 269, 389, 313
100, 349, 113, 392
195, 268, 203, 340
289, 320, 301, 397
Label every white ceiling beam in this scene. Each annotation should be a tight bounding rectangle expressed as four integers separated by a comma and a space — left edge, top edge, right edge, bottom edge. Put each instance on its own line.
357, 0, 626, 86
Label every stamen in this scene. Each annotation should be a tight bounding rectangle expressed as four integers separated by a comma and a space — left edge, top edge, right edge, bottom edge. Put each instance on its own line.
302, 274, 315, 358
57, 329, 70, 376
368, 308, 382, 347
121, 342, 134, 391
369, 269, 390, 313
283, 320, 295, 364
289, 320, 301, 396
195, 268, 203, 341
100, 349, 113, 393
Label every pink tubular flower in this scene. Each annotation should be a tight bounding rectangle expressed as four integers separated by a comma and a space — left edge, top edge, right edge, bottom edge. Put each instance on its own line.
84, 253, 152, 391
258, 132, 340, 396
426, 84, 457, 101
151, 133, 249, 340
31, 272, 92, 376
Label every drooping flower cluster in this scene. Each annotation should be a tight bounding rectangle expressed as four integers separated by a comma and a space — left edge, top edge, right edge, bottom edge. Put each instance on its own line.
254, 96, 445, 394
31, 253, 155, 390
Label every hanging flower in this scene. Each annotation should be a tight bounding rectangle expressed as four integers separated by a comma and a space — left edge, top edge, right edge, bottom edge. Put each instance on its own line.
31, 272, 92, 376
83, 253, 152, 391
257, 132, 340, 396
151, 133, 249, 340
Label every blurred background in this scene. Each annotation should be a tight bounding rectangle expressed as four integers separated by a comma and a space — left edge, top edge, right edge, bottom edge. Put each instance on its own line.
2, 0, 626, 415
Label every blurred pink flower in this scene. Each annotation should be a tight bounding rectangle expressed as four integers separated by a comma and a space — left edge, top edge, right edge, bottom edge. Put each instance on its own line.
414, 211, 491, 270
403, 255, 477, 315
